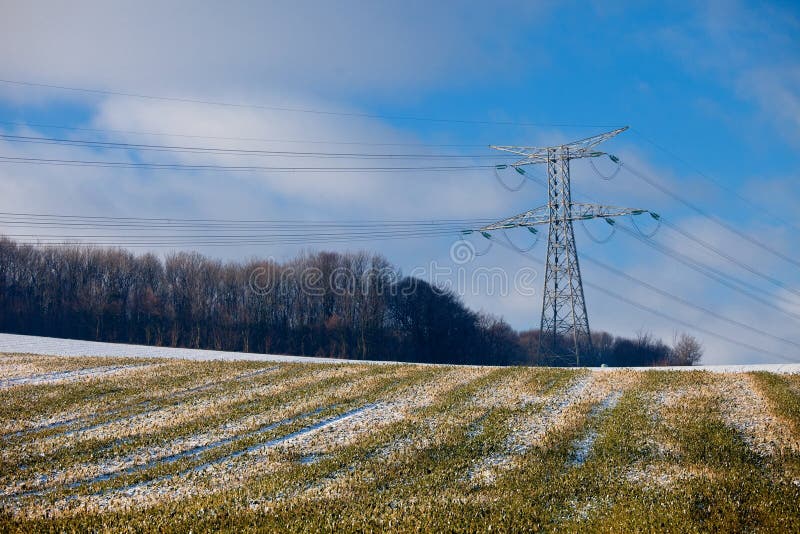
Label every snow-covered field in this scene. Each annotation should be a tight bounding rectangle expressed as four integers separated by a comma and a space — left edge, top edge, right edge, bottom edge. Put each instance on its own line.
1, 333, 798, 373
0, 335, 800, 532
0, 333, 392, 365
1, 351, 799, 531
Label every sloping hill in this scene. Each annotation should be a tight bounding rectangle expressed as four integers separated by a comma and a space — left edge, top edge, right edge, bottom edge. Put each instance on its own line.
1, 353, 799, 531
2, 333, 799, 373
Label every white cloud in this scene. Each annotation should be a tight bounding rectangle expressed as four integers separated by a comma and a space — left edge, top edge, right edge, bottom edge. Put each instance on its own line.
737, 65, 800, 143
0, 1, 544, 99
0, 96, 520, 262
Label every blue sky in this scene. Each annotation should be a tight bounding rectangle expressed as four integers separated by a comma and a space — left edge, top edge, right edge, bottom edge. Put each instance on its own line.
0, 0, 798, 364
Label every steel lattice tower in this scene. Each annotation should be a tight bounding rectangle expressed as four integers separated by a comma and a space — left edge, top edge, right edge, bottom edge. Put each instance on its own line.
540, 149, 590, 361
479, 127, 647, 364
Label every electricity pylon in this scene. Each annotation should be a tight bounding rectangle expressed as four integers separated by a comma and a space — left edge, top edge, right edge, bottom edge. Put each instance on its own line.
478, 126, 648, 365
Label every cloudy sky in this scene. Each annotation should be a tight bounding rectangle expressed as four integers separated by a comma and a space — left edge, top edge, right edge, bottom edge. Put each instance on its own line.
0, 0, 798, 364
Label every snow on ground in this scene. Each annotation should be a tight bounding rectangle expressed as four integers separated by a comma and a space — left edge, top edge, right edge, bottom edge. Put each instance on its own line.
2, 353, 799, 520
718, 374, 800, 457
0, 333, 391, 365
468, 373, 599, 484
0, 363, 155, 389
1, 333, 799, 372
567, 391, 622, 468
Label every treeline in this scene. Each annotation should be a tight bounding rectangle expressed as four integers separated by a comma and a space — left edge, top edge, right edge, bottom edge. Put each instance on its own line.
520, 330, 702, 367
0, 238, 700, 366
0, 238, 524, 365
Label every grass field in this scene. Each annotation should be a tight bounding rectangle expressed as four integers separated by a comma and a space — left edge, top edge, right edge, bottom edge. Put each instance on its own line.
1, 354, 799, 532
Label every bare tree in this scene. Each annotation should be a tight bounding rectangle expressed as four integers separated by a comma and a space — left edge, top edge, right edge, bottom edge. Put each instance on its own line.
671, 332, 703, 366
0, 237, 527, 365
0, 236, 705, 368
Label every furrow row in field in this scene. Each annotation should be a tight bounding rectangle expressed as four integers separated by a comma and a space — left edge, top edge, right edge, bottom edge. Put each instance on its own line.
2, 365, 281, 440
467, 371, 596, 484
4, 364, 426, 514
7, 364, 343, 458
44, 366, 283, 440
14, 404, 335, 499
0, 364, 387, 493
718, 374, 800, 458
294, 367, 561, 507
0, 363, 157, 389
567, 390, 623, 468
0, 358, 224, 434
33, 373, 423, 514
279, 366, 504, 459
0, 354, 149, 381
114, 402, 380, 500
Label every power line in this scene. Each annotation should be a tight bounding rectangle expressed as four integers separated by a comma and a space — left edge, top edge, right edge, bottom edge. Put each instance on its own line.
0, 221, 486, 231
0, 224, 492, 234
0, 211, 493, 224
579, 251, 800, 351
3, 239, 453, 249
0, 230, 466, 248
0, 79, 617, 129
0, 155, 495, 173
516, 166, 800, 318
0, 133, 514, 159
0, 213, 499, 245
0, 119, 489, 148
614, 222, 800, 320
588, 281, 799, 363
630, 128, 800, 234
521, 164, 800, 308
0, 219, 496, 231
0, 223, 494, 243
659, 218, 800, 299
621, 161, 800, 271
0, 228, 477, 240
484, 234, 800, 364
578, 152, 800, 298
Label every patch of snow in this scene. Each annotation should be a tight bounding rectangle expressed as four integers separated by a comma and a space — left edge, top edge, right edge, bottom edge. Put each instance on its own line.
0, 333, 406, 365
0, 363, 153, 389
111, 403, 378, 498
568, 392, 621, 467
4, 333, 798, 371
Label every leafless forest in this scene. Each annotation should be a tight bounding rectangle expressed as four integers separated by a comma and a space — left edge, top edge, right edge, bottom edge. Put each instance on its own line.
0, 238, 697, 366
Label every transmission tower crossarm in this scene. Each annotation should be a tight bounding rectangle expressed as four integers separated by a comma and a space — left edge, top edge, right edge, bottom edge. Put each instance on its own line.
567, 126, 629, 153
478, 205, 550, 230
569, 203, 647, 221
490, 126, 629, 166
475, 203, 647, 231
